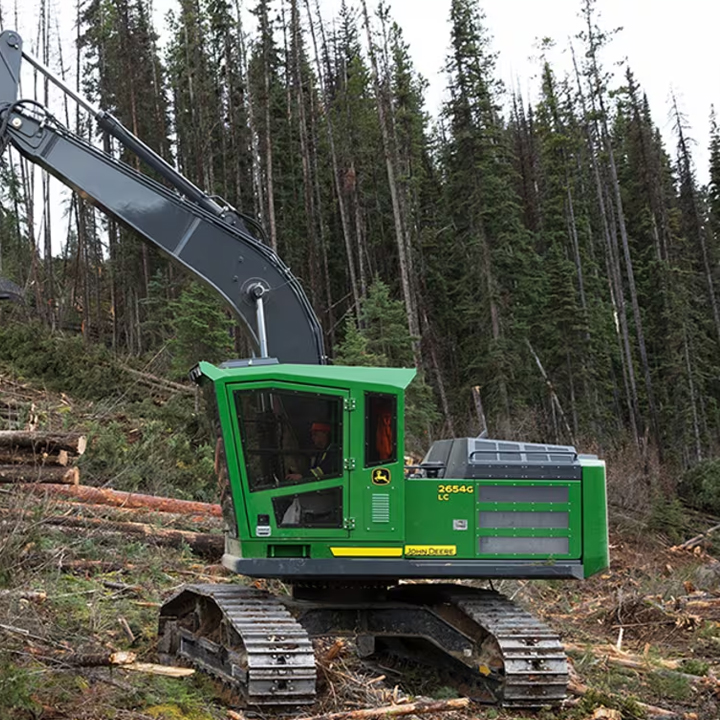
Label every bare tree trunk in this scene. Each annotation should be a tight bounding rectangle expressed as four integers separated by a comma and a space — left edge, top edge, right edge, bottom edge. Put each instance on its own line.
305, 0, 361, 318
234, 1, 265, 222
672, 96, 720, 348
361, 0, 419, 363
258, 1, 278, 251
570, 44, 640, 447
103, 133, 120, 350
289, 0, 320, 306
307, 69, 336, 344
603, 122, 660, 456
683, 329, 702, 463
566, 186, 588, 318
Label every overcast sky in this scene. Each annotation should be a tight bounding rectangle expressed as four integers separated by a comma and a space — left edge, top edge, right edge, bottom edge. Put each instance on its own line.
314, 0, 717, 180
12, 0, 719, 180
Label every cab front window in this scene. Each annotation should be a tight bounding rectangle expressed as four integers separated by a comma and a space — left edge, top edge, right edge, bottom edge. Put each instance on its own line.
234, 388, 343, 492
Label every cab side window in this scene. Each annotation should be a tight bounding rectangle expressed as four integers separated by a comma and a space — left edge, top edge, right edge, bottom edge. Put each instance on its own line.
365, 393, 397, 467
234, 388, 343, 492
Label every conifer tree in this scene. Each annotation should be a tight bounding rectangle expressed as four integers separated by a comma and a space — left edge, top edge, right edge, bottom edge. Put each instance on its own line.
709, 109, 720, 240
436, 0, 538, 434
335, 279, 438, 450
80, 0, 173, 353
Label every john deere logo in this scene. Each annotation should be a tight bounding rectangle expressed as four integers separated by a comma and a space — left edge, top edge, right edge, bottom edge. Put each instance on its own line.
372, 468, 391, 485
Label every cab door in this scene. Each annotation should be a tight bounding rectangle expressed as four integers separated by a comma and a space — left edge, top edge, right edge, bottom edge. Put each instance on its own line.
226, 381, 351, 539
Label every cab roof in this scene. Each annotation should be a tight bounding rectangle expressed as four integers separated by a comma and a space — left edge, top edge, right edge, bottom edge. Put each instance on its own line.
192, 359, 416, 392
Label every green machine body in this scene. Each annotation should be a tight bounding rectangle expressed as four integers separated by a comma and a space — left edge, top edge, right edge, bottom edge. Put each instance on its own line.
194, 359, 609, 583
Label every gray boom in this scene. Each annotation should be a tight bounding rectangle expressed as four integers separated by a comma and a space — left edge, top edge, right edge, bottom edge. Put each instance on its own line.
0, 30, 325, 365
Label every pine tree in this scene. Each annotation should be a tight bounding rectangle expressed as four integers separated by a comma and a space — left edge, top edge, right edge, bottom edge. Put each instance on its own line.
435, 0, 538, 435
169, 281, 234, 376
80, 0, 174, 353
335, 279, 438, 451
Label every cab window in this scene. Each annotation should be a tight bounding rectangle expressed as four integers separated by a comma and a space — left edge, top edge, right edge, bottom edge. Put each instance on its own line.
234, 388, 343, 492
272, 487, 343, 528
365, 393, 397, 467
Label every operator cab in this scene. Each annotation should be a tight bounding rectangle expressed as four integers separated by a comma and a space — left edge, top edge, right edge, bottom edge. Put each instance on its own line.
192, 359, 415, 560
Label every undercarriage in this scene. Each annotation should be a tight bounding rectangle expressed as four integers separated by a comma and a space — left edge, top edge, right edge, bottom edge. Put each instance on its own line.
157, 582, 568, 707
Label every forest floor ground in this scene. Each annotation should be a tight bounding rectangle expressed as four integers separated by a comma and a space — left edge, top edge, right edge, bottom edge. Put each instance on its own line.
2, 376, 720, 720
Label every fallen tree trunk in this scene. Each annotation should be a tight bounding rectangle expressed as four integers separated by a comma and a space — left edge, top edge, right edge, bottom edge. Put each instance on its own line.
19, 483, 222, 517
568, 670, 676, 717
0, 431, 87, 455
49, 498, 220, 529
0, 466, 79, 484
0, 589, 47, 601
59, 559, 132, 574
43, 514, 223, 558
120, 366, 195, 396
0, 507, 224, 558
123, 661, 195, 677
565, 642, 680, 670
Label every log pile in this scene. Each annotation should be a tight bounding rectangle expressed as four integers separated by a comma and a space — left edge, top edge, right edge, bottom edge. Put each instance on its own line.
0, 430, 86, 484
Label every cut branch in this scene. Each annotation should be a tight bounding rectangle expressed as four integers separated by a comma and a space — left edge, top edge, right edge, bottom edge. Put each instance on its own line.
119, 365, 195, 396
297, 697, 469, 720
672, 523, 720, 551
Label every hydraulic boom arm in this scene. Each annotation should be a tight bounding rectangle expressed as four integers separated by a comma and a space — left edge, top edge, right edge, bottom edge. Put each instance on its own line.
0, 30, 325, 365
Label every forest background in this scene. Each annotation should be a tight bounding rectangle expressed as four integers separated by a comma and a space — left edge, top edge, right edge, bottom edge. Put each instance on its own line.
1, 0, 720, 515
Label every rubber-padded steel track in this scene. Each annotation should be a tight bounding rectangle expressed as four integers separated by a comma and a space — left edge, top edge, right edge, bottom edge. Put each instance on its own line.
158, 584, 315, 705
447, 588, 568, 706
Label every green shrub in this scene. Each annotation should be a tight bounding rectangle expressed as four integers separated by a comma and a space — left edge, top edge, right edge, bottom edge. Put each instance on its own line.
645, 497, 686, 543
0, 322, 131, 400
679, 658, 709, 676
78, 392, 216, 500
679, 459, 720, 515
0, 654, 41, 718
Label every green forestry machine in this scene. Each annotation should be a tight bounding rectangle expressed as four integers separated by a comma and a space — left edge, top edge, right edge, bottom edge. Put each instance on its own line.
0, 31, 608, 708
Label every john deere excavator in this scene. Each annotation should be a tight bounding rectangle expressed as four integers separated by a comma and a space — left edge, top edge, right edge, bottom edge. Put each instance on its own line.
0, 30, 608, 708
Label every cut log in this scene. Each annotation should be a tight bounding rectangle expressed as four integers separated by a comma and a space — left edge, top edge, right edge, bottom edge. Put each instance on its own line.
0, 431, 87, 455
64, 651, 137, 667
0, 466, 79, 485
0, 449, 73, 466
19, 483, 222, 517
0, 589, 47, 601
672, 523, 720, 551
